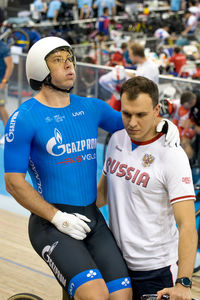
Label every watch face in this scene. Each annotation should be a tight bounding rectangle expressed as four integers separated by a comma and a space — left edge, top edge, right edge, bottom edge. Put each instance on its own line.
183, 278, 191, 286
176, 277, 192, 287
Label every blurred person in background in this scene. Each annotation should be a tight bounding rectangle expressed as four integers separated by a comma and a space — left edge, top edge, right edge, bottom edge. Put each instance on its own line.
30, 0, 47, 22
127, 42, 159, 84
47, 0, 61, 22
77, 0, 93, 19
167, 46, 187, 75
178, 90, 200, 162
99, 65, 130, 111
181, 9, 198, 35
0, 40, 14, 144
170, 0, 186, 12
98, 6, 110, 36
93, 0, 116, 17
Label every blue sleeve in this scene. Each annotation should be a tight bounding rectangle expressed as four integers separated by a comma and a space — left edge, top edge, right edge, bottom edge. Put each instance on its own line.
93, 98, 124, 133
4, 110, 35, 173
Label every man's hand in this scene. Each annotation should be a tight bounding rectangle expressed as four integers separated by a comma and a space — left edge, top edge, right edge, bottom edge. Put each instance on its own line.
51, 210, 91, 240
156, 118, 180, 147
157, 285, 192, 300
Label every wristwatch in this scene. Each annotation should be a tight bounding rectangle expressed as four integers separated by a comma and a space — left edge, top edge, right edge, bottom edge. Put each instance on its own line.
175, 277, 192, 288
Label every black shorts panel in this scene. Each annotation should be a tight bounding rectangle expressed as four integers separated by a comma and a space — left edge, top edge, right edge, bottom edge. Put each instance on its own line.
28, 202, 130, 291
129, 265, 177, 300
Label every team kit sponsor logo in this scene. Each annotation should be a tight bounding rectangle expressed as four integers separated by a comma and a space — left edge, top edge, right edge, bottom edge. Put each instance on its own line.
5, 111, 19, 142
46, 128, 97, 163
42, 241, 66, 286
29, 158, 42, 194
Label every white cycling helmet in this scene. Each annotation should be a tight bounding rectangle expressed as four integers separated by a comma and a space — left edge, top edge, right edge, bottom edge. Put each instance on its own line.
26, 36, 75, 90
112, 65, 126, 83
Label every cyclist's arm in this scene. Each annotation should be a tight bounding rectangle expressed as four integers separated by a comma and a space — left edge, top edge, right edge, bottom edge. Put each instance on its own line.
4, 172, 58, 221
96, 174, 108, 208
4, 109, 58, 222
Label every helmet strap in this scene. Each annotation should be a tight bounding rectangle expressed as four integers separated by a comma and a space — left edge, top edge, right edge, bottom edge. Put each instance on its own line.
44, 75, 73, 93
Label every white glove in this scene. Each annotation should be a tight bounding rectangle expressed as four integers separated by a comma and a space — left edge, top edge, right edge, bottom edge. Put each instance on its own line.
51, 210, 91, 240
156, 118, 180, 147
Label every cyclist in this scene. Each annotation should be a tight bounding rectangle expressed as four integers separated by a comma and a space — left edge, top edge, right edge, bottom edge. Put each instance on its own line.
97, 77, 197, 300
4, 37, 179, 300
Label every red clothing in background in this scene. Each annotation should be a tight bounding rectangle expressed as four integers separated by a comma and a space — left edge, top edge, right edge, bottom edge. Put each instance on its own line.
169, 53, 187, 74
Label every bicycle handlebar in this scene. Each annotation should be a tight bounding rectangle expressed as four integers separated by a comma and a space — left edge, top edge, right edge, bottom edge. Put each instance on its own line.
141, 295, 169, 300
141, 295, 197, 300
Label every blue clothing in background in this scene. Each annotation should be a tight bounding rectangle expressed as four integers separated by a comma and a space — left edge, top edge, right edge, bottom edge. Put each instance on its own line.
78, 0, 92, 9
47, 0, 61, 18
0, 41, 10, 82
94, 0, 115, 17
170, 0, 183, 11
34, 0, 45, 12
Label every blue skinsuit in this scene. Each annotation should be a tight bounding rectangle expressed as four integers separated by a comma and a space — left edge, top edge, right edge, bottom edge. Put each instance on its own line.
4, 94, 123, 205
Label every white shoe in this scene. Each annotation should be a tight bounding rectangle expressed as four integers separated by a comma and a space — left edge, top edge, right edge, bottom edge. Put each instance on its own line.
0, 135, 5, 145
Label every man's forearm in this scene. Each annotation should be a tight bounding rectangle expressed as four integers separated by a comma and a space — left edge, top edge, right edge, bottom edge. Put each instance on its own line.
96, 175, 108, 208
177, 226, 198, 278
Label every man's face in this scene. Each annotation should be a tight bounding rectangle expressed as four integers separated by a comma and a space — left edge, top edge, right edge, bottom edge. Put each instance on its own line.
46, 50, 76, 89
121, 92, 160, 142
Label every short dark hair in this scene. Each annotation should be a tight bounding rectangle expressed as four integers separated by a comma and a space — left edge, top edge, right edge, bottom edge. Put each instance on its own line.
121, 42, 128, 50
129, 43, 145, 58
103, 7, 109, 14
174, 47, 181, 54
180, 91, 196, 105
120, 76, 159, 107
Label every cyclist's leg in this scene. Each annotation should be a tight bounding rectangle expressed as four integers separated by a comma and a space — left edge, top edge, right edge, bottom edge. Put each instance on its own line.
73, 279, 109, 300
85, 206, 132, 299
28, 211, 109, 300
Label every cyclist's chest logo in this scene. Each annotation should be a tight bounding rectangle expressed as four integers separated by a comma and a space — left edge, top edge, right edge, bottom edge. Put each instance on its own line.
46, 128, 97, 157
46, 128, 64, 156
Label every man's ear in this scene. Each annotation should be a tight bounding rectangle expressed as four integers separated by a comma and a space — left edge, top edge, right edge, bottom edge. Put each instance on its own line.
155, 104, 161, 117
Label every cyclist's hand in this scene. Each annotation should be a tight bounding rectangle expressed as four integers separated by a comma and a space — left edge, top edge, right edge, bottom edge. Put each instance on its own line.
156, 118, 180, 147
157, 285, 192, 300
51, 210, 91, 240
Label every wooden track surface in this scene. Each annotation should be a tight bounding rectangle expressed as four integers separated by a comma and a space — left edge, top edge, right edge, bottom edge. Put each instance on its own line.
0, 209, 61, 300
0, 209, 200, 300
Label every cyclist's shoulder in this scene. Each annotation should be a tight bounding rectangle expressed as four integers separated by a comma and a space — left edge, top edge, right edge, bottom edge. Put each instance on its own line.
71, 93, 107, 108
19, 97, 40, 112
9, 98, 40, 122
